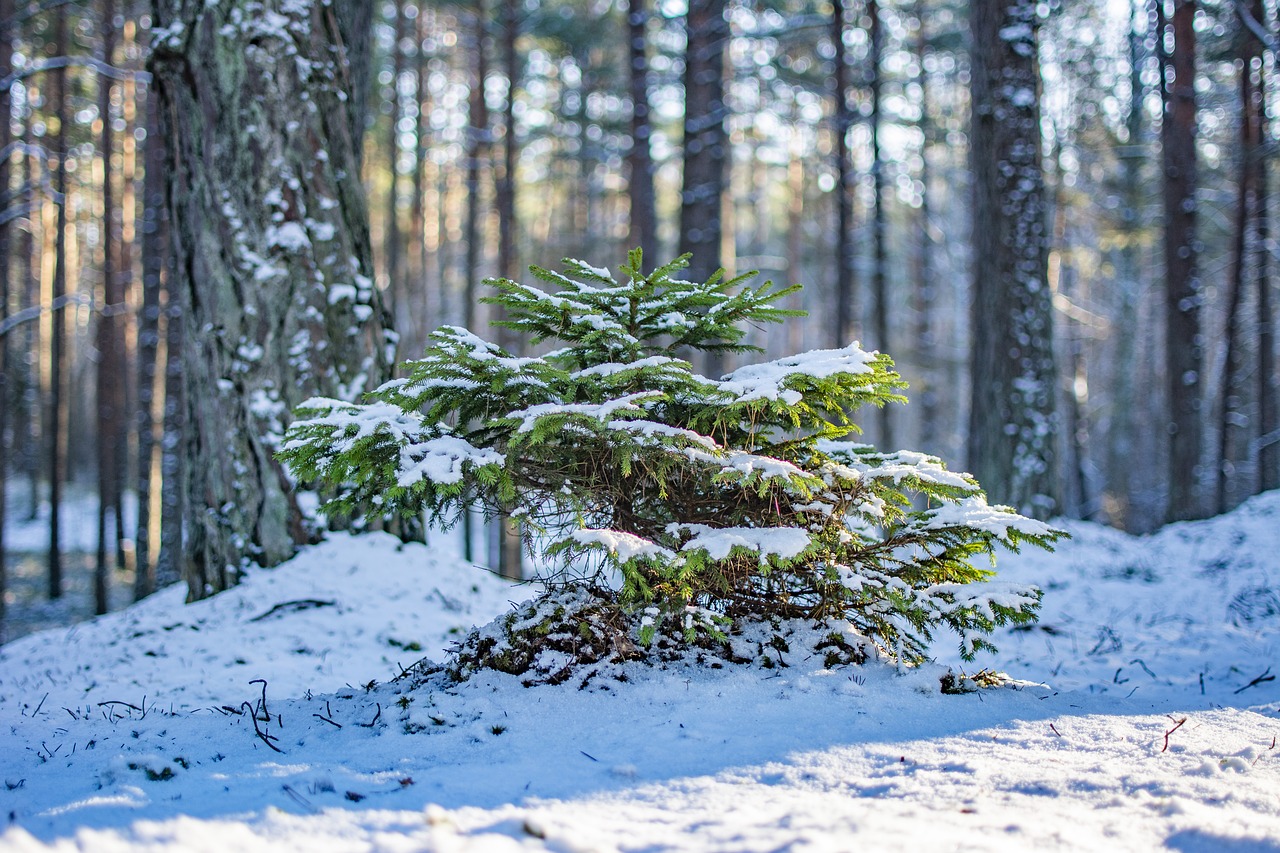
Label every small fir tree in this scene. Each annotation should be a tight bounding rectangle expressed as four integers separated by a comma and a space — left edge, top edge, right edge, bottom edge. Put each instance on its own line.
280, 251, 1062, 668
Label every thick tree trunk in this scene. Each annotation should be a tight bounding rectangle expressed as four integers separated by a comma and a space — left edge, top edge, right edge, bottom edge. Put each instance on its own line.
831, 0, 855, 349
1160, 0, 1204, 522
679, 0, 728, 371
626, 0, 657, 264
967, 0, 1061, 517
150, 0, 394, 599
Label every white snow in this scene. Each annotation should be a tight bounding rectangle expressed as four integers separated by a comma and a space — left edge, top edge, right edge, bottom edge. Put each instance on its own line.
719, 343, 879, 403
4, 493, 1280, 851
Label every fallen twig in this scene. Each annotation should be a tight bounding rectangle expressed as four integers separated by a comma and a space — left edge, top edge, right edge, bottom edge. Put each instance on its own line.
313, 712, 342, 728
1233, 667, 1275, 695
248, 599, 335, 623
241, 701, 283, 753
1049, 723, 1063, 738
250, 679, 270, 721
1162, 716, 1187, 753
33, 693, 48, 717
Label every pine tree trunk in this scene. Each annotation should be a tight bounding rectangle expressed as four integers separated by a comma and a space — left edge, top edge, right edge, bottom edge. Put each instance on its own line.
1105, 4, 1145, 528
868, 0, 890, 448
1217, 7, 1264, 513
461, 1, 490, 565
386, 0, 405, 313
135, 64, 165, 599
1251, 1, 1277, 493
412, 5, 432, 340
20, 104, 38, 523
150, 0, 394, 599
1160, 0, 1204, 522
967, 0, 1061, 517
95, 0, 121, 616
0, 0, 12, 640
626, 0, 657, 264
679, 0, 727, 366
831, 0, 855, 349
48, 2, 68, 599
912, 2, 938, 451
495, 0, 521, 581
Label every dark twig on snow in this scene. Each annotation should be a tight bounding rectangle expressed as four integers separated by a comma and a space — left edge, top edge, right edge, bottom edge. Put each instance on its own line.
358, 703, 382, 728
248, 599, 336, 622
580, 750, 599, 762
281, 784, 315, 812
1162, 716, 1187, 753
250, 679, 270, 720
313, 706, 342, 729
241, 701, 283, 753
33, 693, 48, 717
1233, 667, 1275, 695
1049, 723, 1063, 738
97, 700, 142, 711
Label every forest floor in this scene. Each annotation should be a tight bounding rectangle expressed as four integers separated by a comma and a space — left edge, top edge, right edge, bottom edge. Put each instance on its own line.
1, 494, 1279, 851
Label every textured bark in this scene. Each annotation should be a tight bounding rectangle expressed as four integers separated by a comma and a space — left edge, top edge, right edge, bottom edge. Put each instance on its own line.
967, 0, 1060, 517
48, 3, 68, 598
678, 0, 727, 287
1159, 0, 1204, 522
95, 0, 121, 615
150, 0, 394, 599
831, 0, 855, 349
626, 0, 657, 264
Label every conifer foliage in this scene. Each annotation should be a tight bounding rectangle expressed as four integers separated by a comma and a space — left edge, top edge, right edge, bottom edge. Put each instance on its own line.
280, 251, 1062, 667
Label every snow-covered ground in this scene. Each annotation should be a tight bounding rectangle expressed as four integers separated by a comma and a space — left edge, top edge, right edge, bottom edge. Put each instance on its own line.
2, 495, 1279, 851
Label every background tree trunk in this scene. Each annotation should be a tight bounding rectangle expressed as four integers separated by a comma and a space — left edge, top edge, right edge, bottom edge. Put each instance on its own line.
626, 0, 657, 264
135, 59, 165, 599
678, 0, 727, 374
150, 0, 394, 599
966, 0, 1061, 517
868, 0, 890, 448
831, 0, 855, 349
0, 0, 12, 640
1160, 0, 1203, 522
47, 1, 69, 599
95, 0, 121, 615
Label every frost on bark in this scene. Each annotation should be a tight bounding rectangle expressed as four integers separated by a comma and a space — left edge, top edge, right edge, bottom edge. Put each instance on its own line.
967, 0, 1061, 518
150, 0, 394, 599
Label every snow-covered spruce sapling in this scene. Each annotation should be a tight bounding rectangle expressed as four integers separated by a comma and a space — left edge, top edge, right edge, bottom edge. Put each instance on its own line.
279, 251, 1063, 671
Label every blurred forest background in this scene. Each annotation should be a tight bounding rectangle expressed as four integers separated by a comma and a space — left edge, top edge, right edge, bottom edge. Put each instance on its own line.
0, 0, 1278, 629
